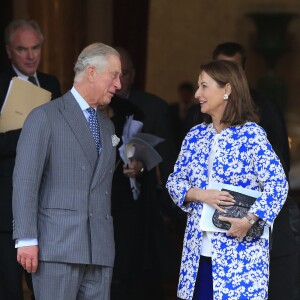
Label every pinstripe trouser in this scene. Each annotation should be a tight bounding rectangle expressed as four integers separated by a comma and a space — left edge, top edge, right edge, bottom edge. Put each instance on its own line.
32, 261, 112, 300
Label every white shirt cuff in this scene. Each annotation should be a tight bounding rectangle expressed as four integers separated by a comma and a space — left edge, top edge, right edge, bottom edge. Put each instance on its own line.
15, 238, 38, 248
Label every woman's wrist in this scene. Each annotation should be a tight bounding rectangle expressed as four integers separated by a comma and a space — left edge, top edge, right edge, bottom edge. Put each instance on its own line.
244, 213, 258, 227
185, 187, 202, 203
244, 214, 256, 226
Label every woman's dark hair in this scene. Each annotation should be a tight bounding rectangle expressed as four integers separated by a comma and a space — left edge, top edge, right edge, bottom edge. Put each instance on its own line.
200, 60, 258, 125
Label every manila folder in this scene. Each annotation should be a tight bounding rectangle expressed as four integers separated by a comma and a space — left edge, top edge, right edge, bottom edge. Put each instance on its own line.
0, 77, 51, 132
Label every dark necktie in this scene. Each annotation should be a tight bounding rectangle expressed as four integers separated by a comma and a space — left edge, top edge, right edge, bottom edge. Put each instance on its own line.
87, 107, 101, 152
28, 76, 38, 85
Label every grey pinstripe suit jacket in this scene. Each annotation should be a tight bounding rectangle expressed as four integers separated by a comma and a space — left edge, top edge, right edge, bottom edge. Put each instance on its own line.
12, 91, 116, 267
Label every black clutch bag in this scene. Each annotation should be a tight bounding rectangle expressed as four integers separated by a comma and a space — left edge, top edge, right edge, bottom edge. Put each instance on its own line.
212, 189, 265, 238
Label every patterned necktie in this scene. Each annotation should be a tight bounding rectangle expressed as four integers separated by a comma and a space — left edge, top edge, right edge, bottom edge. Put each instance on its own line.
87, 107, 101, 152
28, 76, 38, 85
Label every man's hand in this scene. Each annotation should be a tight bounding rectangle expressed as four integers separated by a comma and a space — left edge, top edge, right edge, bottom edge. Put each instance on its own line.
17, 245, 39, 273
123, 158, 144, 178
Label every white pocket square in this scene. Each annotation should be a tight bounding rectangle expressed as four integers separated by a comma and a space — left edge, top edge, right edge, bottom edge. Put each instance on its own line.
111, 134, 120, 147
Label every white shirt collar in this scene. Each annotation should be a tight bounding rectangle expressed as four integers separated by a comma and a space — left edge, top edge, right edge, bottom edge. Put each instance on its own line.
12, 64, 38, 83
71, 86, 91, 112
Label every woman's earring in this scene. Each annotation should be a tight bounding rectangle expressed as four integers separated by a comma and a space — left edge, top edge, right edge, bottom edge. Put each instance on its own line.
223, 93, 229, 100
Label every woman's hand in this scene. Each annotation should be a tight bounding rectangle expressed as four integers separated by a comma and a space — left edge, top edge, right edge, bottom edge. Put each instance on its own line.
123, 158, 144, 178
185, 188, 235, 212
219, 216, 253, 239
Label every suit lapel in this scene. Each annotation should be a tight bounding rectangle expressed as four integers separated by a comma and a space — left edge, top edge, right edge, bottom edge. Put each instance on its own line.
58, 91, 114, 187
59, 91, 98, 168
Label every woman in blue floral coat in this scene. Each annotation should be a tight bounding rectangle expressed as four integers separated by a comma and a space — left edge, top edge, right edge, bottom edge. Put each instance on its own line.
166, 60, 288, 300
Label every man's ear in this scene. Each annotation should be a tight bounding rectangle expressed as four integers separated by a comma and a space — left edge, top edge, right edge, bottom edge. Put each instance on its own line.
87, 66, 96, 82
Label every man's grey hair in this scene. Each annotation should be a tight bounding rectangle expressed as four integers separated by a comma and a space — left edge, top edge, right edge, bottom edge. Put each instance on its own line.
5, 19, 44, 45
74, 43, 120, 82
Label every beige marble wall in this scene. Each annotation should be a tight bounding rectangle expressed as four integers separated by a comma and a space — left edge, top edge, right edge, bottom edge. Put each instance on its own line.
146, 0, 300, 172
86, 0, 113, 45
146, 0, 300, 104
13, 0, 29, 18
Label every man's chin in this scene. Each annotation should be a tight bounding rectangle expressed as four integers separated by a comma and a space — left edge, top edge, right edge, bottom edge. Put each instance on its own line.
22, 69, 38, 76
102, 96, 113, 106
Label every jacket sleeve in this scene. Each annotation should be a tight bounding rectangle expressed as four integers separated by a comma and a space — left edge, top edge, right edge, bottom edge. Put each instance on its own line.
12, 108, 51, 239
248, 125, 289, 226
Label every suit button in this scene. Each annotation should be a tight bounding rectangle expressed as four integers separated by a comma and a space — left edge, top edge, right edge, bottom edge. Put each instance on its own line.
106, 214, 110, 219
81, 165, 86, 171
105, 191, 108, 195
89, 213, 92, 217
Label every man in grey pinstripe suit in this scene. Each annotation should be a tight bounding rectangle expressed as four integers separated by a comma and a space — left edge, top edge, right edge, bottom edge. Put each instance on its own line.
12, 42, 121, 300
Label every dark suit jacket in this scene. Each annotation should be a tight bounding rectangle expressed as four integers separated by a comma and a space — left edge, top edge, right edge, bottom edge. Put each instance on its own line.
0, 65, 61, 232
169, 103, 191, 154
125, 90, 179, 276
127, 89, 176, 184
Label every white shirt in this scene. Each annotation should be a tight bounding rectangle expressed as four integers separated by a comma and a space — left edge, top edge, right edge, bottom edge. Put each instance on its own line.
200, 133, 220, 257
12, 64, 40, 87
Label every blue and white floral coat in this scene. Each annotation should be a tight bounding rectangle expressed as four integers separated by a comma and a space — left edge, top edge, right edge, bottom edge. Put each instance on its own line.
166, 122, 288, 300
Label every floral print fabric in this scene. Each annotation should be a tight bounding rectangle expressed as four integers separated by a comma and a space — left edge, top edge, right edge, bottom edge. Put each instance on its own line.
166, 122, 288, 300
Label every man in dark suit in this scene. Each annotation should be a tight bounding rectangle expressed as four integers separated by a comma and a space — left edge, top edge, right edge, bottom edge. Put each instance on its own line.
109, 47, 179, 300
12, 42, 121, 300
169, 81, 196, 153
0, 19, 61, 300
185, 42, 298, 300
115, 46, 176, 189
